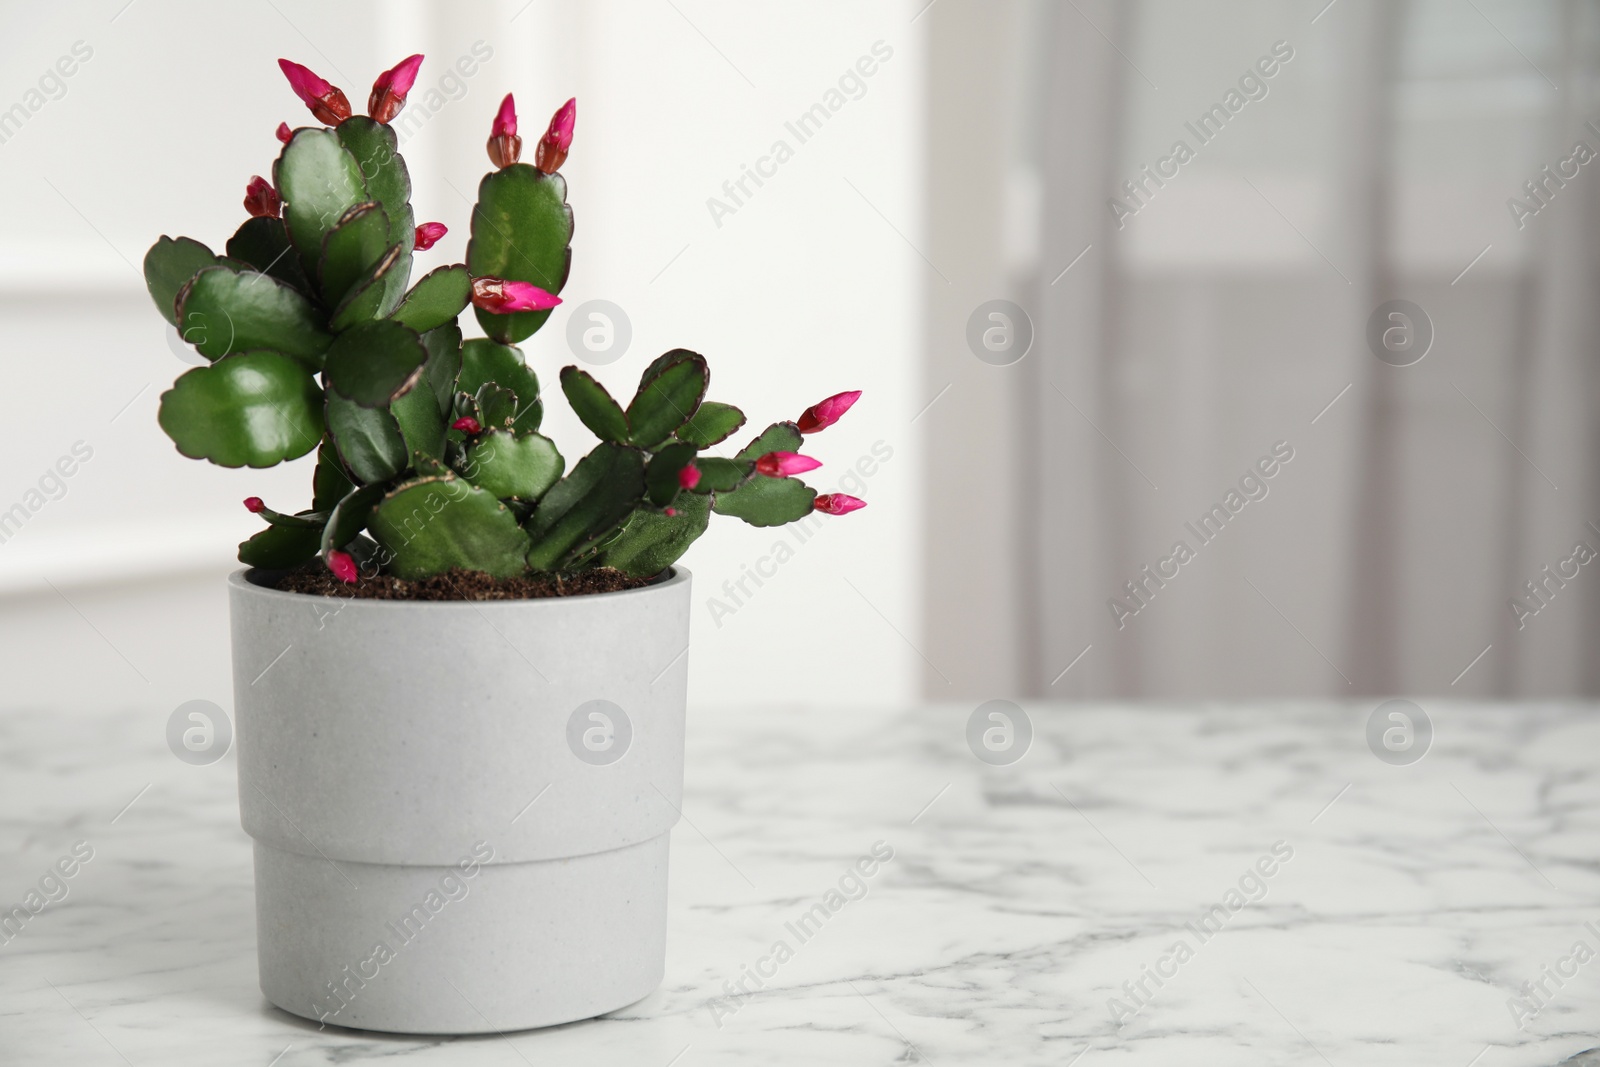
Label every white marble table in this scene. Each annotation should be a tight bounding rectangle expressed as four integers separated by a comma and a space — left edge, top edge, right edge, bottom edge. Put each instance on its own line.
3, 701, 1600, 1065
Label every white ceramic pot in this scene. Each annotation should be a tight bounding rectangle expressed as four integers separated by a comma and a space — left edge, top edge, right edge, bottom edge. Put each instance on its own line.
227, 567, 692, 1035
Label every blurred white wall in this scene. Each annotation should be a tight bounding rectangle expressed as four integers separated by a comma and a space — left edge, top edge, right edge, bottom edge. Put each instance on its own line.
0, 0, 924, 713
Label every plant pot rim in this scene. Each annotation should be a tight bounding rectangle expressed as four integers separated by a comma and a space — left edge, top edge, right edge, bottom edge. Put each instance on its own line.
228, 565, 688, 610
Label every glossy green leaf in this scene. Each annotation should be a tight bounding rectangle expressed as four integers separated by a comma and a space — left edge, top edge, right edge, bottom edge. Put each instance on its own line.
735, 421, 804, 461
686, 456, 753, 493
559, 366, 629, 443
421, 324, 463, 413
598, 491, 711, 578
463, 430, 564, 500
627, 352, 708, 447
321, 483, 387, 556
337, 116, 414, 314
458, 338, 541, 432
369, 477, 530, 579
466, 164, 572, 343
312, 438, 356, 510
525, 442, 646, 570
225, 217, 313, 294
475, 384, 519, 432
328, 244, 403, 331
158, 351, 324, 468
391, 373, 446, 459
391, 264, 471, 332
323, 319, 428, 408
711, 420, 815, 526
318, 201, 390, 307
238, 523, 322, 569
326, 389, 408, 483
275, 128, 368, 279
144, 236, 223, 326
711, 473, 817, 527
645, 442, 697, 507
676, 400, 746, 447
176, 266, 333, 368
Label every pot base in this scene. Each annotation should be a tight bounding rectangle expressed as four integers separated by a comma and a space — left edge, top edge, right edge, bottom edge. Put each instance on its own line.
254, 835, 670, 1035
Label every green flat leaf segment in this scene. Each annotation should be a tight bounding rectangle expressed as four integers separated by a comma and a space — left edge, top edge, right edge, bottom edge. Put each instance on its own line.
369, 477, 530, 579
158, 351, 324, 469
176, 266, 333, 368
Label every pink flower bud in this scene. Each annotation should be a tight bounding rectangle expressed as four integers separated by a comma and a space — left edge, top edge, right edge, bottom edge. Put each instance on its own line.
535, 97, 576, 174
327, 549, 358, 584
678, 463, 701, 490
487, 93, 522, 168
814, 493, 866, 515
755, 451, 822, 478
243, 176, 281, 219
243, 497, 265, 513
451, 416, 483, 435
664, 507, 678, 517
471, 277, 561, 313
797, 389, 862, 433
275, 122, 292, 144
368, 53, 424, 123
277, 59, 351, 126
413, 222, 447, 251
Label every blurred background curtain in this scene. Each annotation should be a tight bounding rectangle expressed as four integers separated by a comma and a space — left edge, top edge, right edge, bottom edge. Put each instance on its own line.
922, 0, 1600, 700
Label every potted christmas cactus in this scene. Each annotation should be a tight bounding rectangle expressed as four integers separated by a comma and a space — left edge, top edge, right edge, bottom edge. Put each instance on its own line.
145, 55, 865, 1034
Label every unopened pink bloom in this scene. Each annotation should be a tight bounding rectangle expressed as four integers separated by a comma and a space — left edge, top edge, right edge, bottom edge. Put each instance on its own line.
797, 389, 861, 433
471, 276, 561, 313
664, 507, 678, 517
755, 451, 822, 478
678, 463, 701, 490
275, 122, 292, 144
243, 496, 265, 513
487, 93, 521, 168
368, 53, 424, 123
327, 549, 358, 584
451, 416, 483, 435
277, 59, 351, 125
814, 493, 866, 515
535, 97, 576, 174
243, 176, 280, 218
413, 222, 447, 251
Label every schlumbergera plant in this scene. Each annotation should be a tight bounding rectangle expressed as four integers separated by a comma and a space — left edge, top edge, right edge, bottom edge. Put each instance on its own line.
146, 56, 866, 586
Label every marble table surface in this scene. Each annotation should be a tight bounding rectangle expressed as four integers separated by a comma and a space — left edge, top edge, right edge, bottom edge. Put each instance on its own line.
3, 700, 1600, 1065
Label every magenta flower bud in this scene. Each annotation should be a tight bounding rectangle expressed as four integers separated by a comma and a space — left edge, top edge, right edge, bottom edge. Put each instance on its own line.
664, 507, 678, 517
327, 549, 358, 584
814, 493, 866, 515
275, 122, 292, 144
451, 416, 483, 435
755, 451, 822, 478
797, 389, 861, 434
535, 97, 576, 174
368, 53, 424, 123
243, 176, 280, 219
277, 59, 351, 126
678, 464, 701, 490
470, 277, 561, 313
413, 222, 447, 251
243, 496, 265, 513
487, 93, 522, 168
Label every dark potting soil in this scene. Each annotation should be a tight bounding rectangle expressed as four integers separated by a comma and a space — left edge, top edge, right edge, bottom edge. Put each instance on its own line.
271, 565, 654, 601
